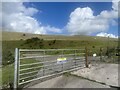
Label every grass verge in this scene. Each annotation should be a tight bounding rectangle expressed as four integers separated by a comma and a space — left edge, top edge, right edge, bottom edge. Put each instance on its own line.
2, 59, 43, 89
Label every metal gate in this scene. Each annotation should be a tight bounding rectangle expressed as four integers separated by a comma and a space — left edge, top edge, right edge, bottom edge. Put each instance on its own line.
14, 48, 88, 88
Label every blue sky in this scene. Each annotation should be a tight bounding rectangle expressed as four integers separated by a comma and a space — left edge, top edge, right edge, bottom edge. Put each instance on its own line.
2, 1, 118, 38
25, 2, 112, 28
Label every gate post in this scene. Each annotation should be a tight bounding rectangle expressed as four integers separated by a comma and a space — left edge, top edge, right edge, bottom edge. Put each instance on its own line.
85, 47, 88, 68
14, 48, 19, 89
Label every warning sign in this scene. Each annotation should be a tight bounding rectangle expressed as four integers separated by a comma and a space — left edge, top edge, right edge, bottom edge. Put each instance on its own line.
93, 53, 97, 57
57, 57, 67, 64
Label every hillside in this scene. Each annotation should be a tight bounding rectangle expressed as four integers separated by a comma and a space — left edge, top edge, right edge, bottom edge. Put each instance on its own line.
2, 31, 118, 53
2, 31, 118, 59
2, 31, 118, 41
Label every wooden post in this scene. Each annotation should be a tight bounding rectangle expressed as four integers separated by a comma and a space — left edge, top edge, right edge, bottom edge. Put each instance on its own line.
107, 36, 110, 58
100, 47, 102, 61
85, 47, 88, 68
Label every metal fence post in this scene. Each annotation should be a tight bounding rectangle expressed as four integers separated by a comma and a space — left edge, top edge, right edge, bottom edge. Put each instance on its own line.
74, 50, 76, 67
43, 50, 45, 76
14, 48, 19, 89
61, 50, 64, 71
85, 47, 88, 68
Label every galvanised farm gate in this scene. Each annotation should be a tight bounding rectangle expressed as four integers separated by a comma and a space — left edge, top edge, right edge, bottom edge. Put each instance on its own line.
14, 48, 88, 88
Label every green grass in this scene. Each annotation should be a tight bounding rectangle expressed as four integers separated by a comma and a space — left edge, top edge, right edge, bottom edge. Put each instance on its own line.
2, 40, 118, 53
2, 59, 43, 89
2, 64, 14, 88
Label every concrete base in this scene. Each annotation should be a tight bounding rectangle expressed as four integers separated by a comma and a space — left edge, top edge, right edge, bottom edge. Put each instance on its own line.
28, 75, 110, 88
71, 64, 119, 87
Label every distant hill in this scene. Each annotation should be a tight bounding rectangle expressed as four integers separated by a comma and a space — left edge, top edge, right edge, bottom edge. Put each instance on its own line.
2, 31, 117, 41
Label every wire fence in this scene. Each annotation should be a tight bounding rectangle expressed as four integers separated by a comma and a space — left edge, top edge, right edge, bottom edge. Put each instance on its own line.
88, 46, 119, 64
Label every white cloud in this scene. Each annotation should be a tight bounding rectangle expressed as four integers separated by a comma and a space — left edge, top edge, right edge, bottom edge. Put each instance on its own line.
96, 32, 118, 38
44, 26, 62, 33
1, 2, 61, 34
1, 1, 119, 35
34, 26, 62, 34
112, 0, 119, 11
99, 10, 118, 19
66, 7, 109, 35
66, 0, 119, 35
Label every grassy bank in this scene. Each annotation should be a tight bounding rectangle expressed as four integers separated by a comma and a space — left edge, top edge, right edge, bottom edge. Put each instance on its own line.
2, 64, 14, 88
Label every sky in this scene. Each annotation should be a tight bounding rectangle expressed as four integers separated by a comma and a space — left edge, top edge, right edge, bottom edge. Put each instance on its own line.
1, 0, 119, 38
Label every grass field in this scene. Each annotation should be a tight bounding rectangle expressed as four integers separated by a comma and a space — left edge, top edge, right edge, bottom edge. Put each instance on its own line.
1, 31, 118, 88
2, 31, 118, 55
2, 31, 118, 41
